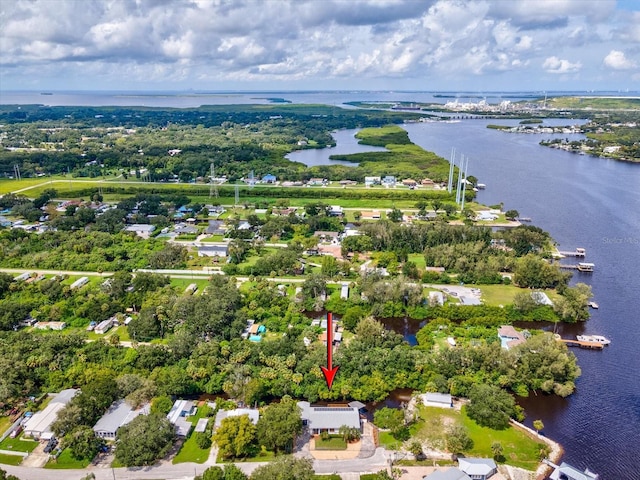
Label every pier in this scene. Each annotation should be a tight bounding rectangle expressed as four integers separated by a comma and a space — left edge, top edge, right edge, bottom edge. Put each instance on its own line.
554, 247, 586, 257
558, 262, 595, 272
559, 338, 604, 350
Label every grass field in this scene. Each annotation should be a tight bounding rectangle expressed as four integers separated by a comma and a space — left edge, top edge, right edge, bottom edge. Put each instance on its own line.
0, 453, 23, 466
44, 448, 91, 469
478, 284, 523, 306
0, 417, 12, 436
314, 436, 347, 450
0, 435, 38, 453
172, 407, 211, 464
413, 406, 543, 470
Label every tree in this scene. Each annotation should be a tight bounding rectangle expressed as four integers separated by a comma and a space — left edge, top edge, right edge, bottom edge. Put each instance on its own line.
442, 203, 457, 217
491, 441, 504, 460
115, 413, 175, 466
196, 432, 212, 449
505, 209, 519, 221
466, 384, 516, 430
388, 207, 403, 223
250, 456, 314, 480
373, 407, 403, 430
408, 440, 424, 459
533, 419, 544, 434
445, 423, 473, 454
320, 255, 339, 277
256, 397, 302, 454
151, 395, 174, 415
213, 414, 257, 459
338, 424, 361, 442
65, 425, 104, 461
553, 283, 592, 322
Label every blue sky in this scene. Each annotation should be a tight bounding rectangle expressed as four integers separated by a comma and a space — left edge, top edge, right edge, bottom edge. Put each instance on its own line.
1, 0, 638, 92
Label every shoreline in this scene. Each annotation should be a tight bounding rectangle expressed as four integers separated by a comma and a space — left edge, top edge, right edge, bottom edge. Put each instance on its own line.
509, 419, 564, 480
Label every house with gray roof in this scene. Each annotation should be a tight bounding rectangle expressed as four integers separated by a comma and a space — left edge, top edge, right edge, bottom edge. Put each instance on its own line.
458, 458, 497, 480
423, 468, 471, 480
421, 392, 453, 409
93, 400, 149, 439
167, 399, 195, 437
198, 244, 229, 258
23, 389, 78, 440
549, 462, 599, 480
297, 401, 361, 435
212, 408, 260, 431
205, 220, 226, 235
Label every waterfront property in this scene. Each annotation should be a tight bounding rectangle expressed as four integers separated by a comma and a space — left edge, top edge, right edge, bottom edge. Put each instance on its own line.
23, 389, 79, 440
498, 325, 526, 350
457, 457, 497, 480
423, 468, 471, 480
297, 401, 361, 435
548, 461, 599, 480
92, 400, 149, 439
420, 392, 453, 409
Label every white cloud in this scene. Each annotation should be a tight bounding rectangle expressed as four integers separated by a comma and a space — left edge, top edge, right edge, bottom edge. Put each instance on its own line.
603, 50, 637, 70
542, 56, 582, 74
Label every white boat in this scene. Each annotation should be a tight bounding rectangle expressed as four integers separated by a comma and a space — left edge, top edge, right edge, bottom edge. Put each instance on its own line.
447, 337, 457, 347
588, 301, 599, 309
576, 334, 610, 345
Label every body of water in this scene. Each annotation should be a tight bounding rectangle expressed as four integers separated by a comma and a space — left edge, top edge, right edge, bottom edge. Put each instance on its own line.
286, 128, 387, 167
402, 119, 640, 479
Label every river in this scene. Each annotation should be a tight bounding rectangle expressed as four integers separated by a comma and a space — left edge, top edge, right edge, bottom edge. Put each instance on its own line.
295, 118, 640, 478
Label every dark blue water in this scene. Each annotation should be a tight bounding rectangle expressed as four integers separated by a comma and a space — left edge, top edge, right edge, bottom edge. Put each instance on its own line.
403, 120, 640, 480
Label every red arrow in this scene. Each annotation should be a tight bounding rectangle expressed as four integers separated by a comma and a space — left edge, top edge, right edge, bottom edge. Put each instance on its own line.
320, 312, 340, 390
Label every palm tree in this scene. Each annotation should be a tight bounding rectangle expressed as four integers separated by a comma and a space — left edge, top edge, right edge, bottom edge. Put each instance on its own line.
491, 441, 503, 460
533, 419, 544, 434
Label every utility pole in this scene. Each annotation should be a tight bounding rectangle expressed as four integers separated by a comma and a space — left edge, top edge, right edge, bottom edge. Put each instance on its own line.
461, 157, 469, 211
235, 184, 239, 205
209, 160, 218, 198
455, 154, 464, 205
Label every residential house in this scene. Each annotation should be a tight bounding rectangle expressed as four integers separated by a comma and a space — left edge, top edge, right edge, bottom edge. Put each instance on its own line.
549, 462, 599, 480
198, 244, 229, 258
35, 321, 66, 331
329, 205, 344, 217
194, 418, 209, 433
297, 402, 361, 435
498, 325, 526, 350
458, 458, 497, 480
70, 277, 89, 289
364, 176, 381, 187
212, 408, 260, 431
174, 222, 199, 235
429, 291, 444, 306
340, 283, 349, 299
423, 468, 471, 480
307, 178, 327, 186
421, 178, 436, 187
402, 178, 418, 187
475, 211, 498, 222
93, 400, 150, 439
360, 211, 381, 220
94, 318, 114, 334
262, 174, 277, 184
273, 207, 297, 216
421, 392, 453, 409
205, 220, 226, 235
23, 389, 79, 440
382, 175, 396, 187
531, 291, 554, 306
167, 400, 196, 437
313, 231, 340, 243
125, 224, 156, 238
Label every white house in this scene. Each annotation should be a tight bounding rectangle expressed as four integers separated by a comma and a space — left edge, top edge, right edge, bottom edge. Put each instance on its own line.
458, 458, 497, 480
93, 400, 149, 439
24, 389, 79, 440
212, 408, 260, 431
421, 392, 453, 409
167, 400, 196, 437
549, 462, 599, 480
94, 318, 114, 334
198, 244, 229, 258
70, 277, 89, 289
125, 224, 156, 239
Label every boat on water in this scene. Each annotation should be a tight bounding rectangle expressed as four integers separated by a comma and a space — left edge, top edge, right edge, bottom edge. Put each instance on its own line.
589, 301, 599, 309
577, 334, 610, 345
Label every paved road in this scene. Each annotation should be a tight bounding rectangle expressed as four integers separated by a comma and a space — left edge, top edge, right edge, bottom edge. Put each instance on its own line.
2, 448, 390, 480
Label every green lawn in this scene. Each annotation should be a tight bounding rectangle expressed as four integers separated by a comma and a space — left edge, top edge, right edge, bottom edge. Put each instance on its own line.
170, 278, 210, 293
0, 453, 23, 466
0, 417, 12, 436
407, 253, 426, 269
217, 445, 276, 463
201, 235, 226, 242
413, 406, 543, 470
0, 435, 39, 453
44, 448, 91, 469
478, 284, 523, 306
172, 406, 211, 464
314, 436, 347, 450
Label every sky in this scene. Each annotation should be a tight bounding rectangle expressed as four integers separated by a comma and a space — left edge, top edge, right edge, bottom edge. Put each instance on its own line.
1, 0, 639, 92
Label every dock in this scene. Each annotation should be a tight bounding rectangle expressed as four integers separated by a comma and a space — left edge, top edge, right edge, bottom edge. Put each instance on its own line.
558, 262, 594, 272
559, 338, 604, 350
554, 247, 586, 258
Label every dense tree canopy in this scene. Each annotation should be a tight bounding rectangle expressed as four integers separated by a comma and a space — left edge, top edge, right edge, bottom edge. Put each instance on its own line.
115, 413, 175, 466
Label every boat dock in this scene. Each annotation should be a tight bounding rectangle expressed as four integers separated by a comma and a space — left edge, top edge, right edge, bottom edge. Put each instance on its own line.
559, 262, 595, 272
554, 247, 586, 257
559, 338, 604, 350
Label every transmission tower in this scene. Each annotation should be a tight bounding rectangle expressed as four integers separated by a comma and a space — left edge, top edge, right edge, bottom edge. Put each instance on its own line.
235, 184, 240, 205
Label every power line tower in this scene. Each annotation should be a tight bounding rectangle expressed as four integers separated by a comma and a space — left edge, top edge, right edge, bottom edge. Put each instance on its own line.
249, 170, 255, 189
209, 160, 218, 198
234, 184, 240, 205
